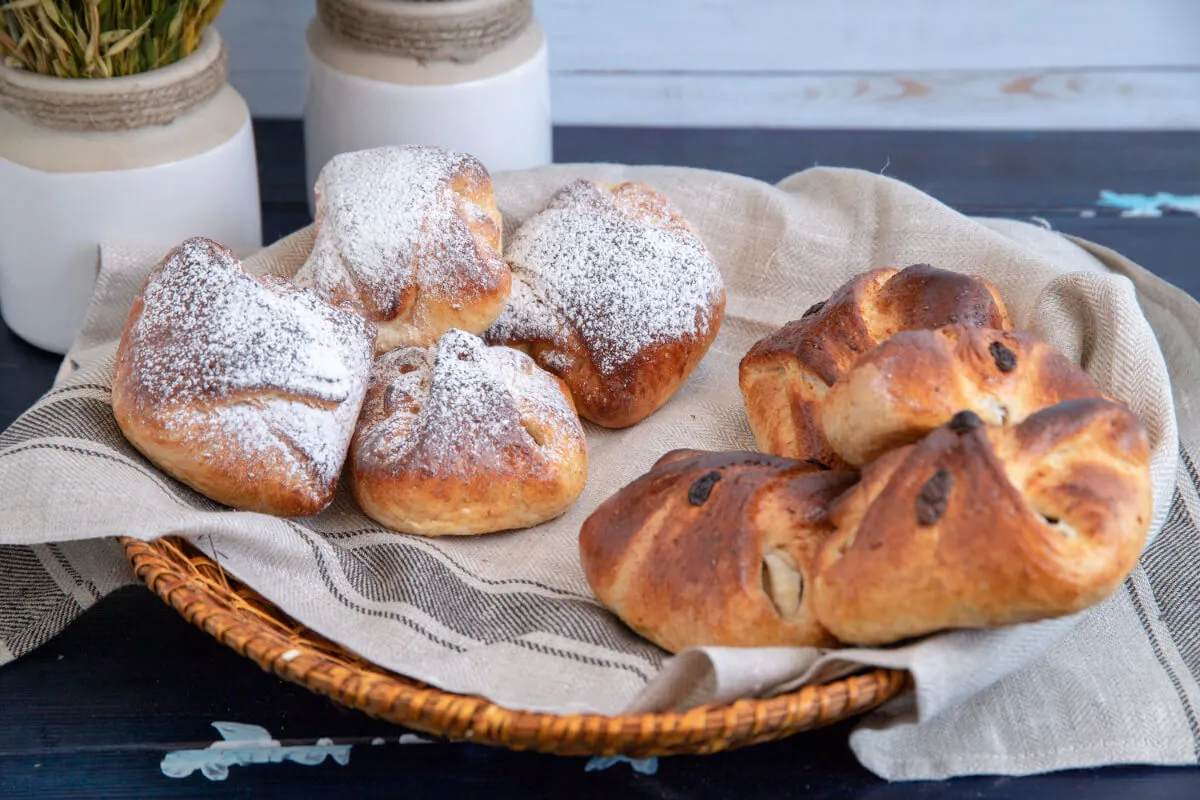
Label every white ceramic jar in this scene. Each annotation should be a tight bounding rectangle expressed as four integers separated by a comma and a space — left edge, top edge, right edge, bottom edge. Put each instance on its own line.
0, 31, 262, 354
304, 0, 552, 214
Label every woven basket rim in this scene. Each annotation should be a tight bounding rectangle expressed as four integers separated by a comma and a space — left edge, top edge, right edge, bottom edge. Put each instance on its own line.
121, 535, 909, 757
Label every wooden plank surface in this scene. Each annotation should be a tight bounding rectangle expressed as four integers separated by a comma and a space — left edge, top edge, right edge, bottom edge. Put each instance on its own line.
547, 128, 1200, 206
535, 0, 1199, 73
549, 69, 1200, 129
217, 0, 1200, 127
220, 0, 1200, 78
1, 124, 1198, 797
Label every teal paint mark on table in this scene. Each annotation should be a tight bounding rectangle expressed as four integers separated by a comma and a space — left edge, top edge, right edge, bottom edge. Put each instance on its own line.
585, 755, 660, 775
1097, 191, 1200, 217
160, 722, 353, 781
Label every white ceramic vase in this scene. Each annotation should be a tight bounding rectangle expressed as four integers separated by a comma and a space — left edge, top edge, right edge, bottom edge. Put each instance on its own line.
303, 8, 552, 216
0, 31, 262, 354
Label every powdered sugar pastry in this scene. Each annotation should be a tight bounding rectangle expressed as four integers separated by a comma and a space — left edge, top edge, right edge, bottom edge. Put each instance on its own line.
299, 146, 500, 320
358, 329, 582, 478
489, 182, 724, 374
127, 238, 375, 484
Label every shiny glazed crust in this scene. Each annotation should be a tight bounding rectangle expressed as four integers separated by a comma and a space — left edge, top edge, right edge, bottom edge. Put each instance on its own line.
810, 398, 1153, 646
821, 325, 1106, 466
579, 449, 858, 652
738, 265, 1012, 469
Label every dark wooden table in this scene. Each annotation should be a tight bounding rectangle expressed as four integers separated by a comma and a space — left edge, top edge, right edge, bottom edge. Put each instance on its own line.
2, 124, 1199, 798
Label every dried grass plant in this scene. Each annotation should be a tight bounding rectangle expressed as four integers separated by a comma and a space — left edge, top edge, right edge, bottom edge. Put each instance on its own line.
0, 0, 226, 78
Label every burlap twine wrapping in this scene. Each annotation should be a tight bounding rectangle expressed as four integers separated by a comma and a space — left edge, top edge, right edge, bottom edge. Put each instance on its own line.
3, 165, 1200, 781
316, 0, 533, 62
0, 31, 227, 132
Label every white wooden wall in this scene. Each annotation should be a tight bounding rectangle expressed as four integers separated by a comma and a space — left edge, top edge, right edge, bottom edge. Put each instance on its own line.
218, 0, 1200, 129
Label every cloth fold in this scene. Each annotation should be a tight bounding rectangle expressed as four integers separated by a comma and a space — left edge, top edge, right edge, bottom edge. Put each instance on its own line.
2, 165, 1197, 780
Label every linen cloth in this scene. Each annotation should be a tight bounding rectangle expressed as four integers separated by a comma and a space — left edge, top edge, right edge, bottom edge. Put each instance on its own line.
1, 165, 1197, 781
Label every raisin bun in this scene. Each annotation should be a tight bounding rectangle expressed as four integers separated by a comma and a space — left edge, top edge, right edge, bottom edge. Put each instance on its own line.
820, 325, 1105, 467
811, 399, 1152, 646
739, 264, 1011, 469
580, 449, 857, 652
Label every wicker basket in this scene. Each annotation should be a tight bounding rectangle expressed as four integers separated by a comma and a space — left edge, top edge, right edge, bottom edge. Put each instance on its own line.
122, 535, 909, 757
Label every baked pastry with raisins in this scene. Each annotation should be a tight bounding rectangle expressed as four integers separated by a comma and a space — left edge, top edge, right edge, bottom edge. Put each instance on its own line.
580, 449, 856, 652
811, 398, 1151, 646
739, 265, 1011, 469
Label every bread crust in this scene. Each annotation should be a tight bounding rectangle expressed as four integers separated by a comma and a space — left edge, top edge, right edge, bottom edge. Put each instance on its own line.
811, 398, 1153, 646
112, 238, 375, 516
485, 180, 726, 429
739, 265, 1011, 468
821, 325, 1105, 466
580, 449, 858, 652
350, 330, 588, 536
297, 145, 511, 355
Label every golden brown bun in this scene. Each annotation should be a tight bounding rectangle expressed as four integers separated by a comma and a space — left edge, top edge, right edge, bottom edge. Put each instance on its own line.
484, 179, 726, 428
739, 265, 1012, 469
811, 398, 1152, 646
822, 325, 1105, 466
296, 145, 511, 354
579, 449, 859, 652
112, 237, 376, 516
350, 329, 588, 536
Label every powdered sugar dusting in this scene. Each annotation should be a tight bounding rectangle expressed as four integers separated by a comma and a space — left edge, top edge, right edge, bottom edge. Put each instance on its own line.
160, 399, 353, 488
359, 329, 582, 477
484, 272, 561, 344
486, 181, 723, 373
539, 349, 571, 374
299, 145, 500, 320
127, 238, 375, 485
